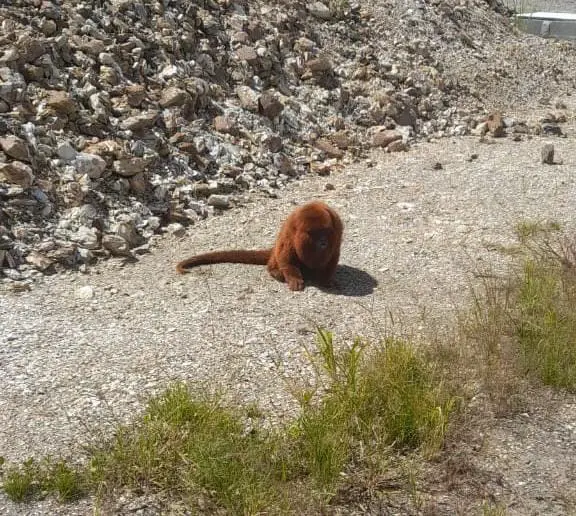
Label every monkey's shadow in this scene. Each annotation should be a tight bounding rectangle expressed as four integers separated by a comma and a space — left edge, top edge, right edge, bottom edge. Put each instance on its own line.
315, 264, 378, 297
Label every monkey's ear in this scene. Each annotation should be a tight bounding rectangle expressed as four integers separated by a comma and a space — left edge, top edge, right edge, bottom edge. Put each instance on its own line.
329, 208, 344, 234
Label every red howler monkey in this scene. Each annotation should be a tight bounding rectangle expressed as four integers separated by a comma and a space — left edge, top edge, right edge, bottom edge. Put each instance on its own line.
176, 200, 343, 291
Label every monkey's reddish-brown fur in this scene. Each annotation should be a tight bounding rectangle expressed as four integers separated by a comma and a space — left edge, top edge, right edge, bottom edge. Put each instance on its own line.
176, 200, 343, 291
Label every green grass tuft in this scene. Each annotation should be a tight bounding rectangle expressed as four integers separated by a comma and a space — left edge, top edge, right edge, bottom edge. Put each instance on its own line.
292, 330, 458, 490
515, 258, 576, 389
87, 382, 283, 514
2, 459, 41, 502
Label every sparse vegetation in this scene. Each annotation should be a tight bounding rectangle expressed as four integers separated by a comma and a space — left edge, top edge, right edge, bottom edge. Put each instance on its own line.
466, 220, 576, 400
1, 457, 84, 503
0, 332, 458, 513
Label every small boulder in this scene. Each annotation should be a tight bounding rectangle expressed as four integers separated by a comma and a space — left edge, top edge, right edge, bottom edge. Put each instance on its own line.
372, 129, 402, 148
113, 158, 148, 177
258, 93, 284, 119
74, 153, 107, 179
102, 234, 131, 256
388, 140, 409, 152
214, 116, 237, 135
315, 138, 344, 159
486, 112, 505, 137
541, 144, 555, 165
46, 90, 77, 115
125, 84, 146, 107
0, 135, 30, 162
0, 161, 34, 187
207, 194, 231, 209
307, 1, 332, 20
159, 87, 191, 108
235, 46, 259, 66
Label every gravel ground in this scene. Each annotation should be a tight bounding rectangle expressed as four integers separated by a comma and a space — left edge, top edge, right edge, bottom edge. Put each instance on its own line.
2, 108, 576, 513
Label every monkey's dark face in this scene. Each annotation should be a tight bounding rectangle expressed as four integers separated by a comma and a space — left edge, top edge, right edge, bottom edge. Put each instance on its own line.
298, 227, 335, 267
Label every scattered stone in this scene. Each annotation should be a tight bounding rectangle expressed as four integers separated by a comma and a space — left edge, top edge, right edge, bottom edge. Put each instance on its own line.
307, 2, 332, 20
541, 144, 555, 165
207, 194, 231, 209
387, 140, 409, 152
324, 182, 335, 191
57, 141, 78, 161
46, 91, 76, 115
486, 112, 506, 137
315, 139, 344, 159
273, 153, 296, 176
0, 161, 34, 187
2, 268, 23, 281
263, 135, 283, 153
236, 46, 259, 65
313, 162, 332, 176
236, 86, 259, 112
74, 153, 108, 179
128, 173, 148, 194
306, 57, 333, 74
72, 226, 100, 250
542, 124, 563, 137
121, 112, 158, 132
102, 234, 131, 256
125, 84, 146, 107
113, 158, 149, 177
330, 131, 353, 150
372, 129, 403, 148
159, 87, 191, 109
166, 223, 186, 237
214, 116, 236, 135
25, 251, 54, 271
0, 136, 29, 162
75, 285, 95, 299
258, 93, 284, 120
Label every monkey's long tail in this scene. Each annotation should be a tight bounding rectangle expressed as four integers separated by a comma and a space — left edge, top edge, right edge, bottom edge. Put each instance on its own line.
176, 249, 273, 274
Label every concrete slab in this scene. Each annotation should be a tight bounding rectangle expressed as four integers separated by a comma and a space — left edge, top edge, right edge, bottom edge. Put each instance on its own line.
515, 11, 576, 40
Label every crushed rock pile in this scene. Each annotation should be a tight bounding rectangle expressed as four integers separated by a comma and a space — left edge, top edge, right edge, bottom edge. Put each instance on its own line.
0, 0, 575, 283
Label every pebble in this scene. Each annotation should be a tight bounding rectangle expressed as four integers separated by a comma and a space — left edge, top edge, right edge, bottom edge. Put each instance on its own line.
75, 285, 95, 299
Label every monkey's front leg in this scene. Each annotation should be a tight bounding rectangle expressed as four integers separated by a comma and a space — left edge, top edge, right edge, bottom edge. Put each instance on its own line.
280, 264, 304, 291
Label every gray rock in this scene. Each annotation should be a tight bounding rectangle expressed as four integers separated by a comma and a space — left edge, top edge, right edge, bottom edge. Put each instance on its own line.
102, 234, 131, 256
166, 223, 186, 237
0, 161, 34, 187
236, 86, 259, 112
57, 141, 78, 162
113, 158, 148, 177
72, 226, 100, 250
2, 268, 23, 280
121, 112, 158, 132
74, 153, 108, 179
159, 87, 191, 108
273, 153, 296, 176
541, 144, 554, 165
75, 285, 95, 299
258, 93, 284, 120
207, 194, 231, 209
0, 136, 30, 162
307, 2, 332, 20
